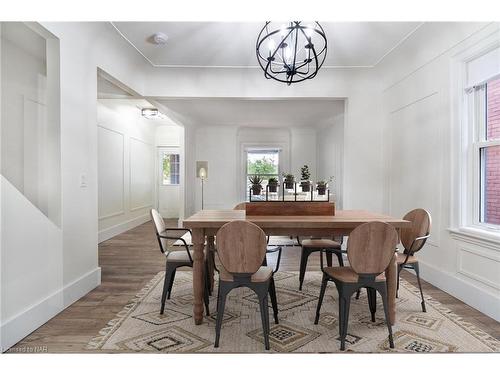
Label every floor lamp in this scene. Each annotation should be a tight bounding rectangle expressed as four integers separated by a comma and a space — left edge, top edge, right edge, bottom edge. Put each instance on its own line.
196, 161, 208, 210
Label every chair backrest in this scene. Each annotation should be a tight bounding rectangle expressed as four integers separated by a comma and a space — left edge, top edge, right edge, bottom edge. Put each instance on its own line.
216, 220, 267, 275
150, 209, 167, 252
347, 221, 399, 275
401, 208, 431, 253
233, 202, 246, 210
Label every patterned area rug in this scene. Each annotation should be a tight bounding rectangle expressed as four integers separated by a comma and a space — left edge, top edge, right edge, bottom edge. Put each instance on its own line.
86, 271, 500, 353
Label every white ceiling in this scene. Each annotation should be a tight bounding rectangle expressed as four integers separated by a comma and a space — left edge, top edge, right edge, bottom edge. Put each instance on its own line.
112, 22, 422, 68
154, 98, 345, 128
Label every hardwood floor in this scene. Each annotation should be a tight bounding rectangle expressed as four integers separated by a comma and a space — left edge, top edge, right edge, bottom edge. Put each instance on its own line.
8, 220, 500, 353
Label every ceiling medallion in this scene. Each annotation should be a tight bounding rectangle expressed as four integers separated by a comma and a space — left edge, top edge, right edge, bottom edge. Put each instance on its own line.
256, 21, 327, 85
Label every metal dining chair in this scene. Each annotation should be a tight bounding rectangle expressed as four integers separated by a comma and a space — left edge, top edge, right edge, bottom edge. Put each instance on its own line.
214, 220, 276, 350
233, 202, 281, 323
396, 208, 432, 312
297, 236, 344, 290
150, 209, 210, 316
314, 221, 398, 351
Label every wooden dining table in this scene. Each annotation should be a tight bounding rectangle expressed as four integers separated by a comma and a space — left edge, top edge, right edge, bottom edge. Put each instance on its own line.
182, 209, 410, 326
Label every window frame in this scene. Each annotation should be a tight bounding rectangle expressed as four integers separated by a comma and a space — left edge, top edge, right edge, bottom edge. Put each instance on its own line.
244, 148, 281, 199
159, 148, 180, 186
467, 81, 500, 231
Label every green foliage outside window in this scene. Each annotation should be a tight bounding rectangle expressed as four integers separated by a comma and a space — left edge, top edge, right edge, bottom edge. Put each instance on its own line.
247, 156, 278, 175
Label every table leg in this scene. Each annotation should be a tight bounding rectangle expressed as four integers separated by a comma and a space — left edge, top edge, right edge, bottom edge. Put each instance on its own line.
207, 235, 216, 293
385, 252, 397, 326
192, 228, 205, 325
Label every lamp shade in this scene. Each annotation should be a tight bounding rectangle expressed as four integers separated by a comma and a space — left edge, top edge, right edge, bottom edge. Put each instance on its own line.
196, 161, 208, 179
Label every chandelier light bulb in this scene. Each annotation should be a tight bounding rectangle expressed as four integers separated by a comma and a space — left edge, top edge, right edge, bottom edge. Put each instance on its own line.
268, 39, 276, 54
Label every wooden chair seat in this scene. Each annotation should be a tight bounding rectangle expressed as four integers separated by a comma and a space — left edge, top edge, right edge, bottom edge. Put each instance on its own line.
301, 239, 341, 249
164, 250, 194, 263
396, 252, 418, 265
324, 266, 386, 283
219, 265, 273, 283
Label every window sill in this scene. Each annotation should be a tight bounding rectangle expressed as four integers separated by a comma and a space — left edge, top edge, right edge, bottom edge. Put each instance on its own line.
448, 226, 500, 249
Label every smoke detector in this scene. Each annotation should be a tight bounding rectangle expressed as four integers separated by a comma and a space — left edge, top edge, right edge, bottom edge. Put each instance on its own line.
151, 32, 168, 45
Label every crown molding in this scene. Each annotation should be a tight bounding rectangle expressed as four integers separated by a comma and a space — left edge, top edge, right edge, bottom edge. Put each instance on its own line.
111, 21, 425, 70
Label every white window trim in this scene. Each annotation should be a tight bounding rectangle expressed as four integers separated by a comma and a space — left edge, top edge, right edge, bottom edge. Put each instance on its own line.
159, 147, 180, 186
451, 37, 500, 242
238, 142, 288, 201
467, 83, 500, 232
245, 148, 281, 199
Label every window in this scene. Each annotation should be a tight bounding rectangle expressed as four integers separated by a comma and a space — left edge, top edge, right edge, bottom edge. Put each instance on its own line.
470, 76, 500, 228
161, 151, 180, 185
245, 149, 280, 199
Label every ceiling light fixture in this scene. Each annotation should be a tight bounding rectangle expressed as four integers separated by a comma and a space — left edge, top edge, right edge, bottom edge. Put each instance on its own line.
141, 108, 160, 119
256, 21, 327, 85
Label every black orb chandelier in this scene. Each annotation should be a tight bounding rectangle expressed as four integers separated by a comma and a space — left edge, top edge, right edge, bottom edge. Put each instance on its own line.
256, 21, 327, 85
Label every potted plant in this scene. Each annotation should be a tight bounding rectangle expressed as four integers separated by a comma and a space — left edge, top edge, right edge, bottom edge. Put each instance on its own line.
268, 177, 278, 193
282, 173, 295, 189
249, 175, 263, 195
316, 176, 333, 196
300, 164, 311, 192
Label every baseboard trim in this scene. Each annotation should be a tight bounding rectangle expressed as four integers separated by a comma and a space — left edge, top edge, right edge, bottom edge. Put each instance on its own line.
418, 260, 500, 322
0, 267, 101, 352
98, 214, 150, 243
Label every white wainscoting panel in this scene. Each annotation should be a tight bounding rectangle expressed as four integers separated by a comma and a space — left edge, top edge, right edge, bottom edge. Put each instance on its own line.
457, 244, 500, 291
129, 137, 153, 211
98, 126, 125, 219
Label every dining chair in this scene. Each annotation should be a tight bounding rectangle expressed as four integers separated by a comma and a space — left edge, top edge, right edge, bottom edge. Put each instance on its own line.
396, 208, 432, 312
314, 221, 398, 351
298, 236, 344, 291
233, 202, 281, 323
214, 220, 275, 350
150, 209, 210, 316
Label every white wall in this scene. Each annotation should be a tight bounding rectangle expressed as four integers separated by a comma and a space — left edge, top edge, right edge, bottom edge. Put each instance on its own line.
1, 23, 61, 226
317, 111, 345, 207
1, 22, 150, 350
291, 128, 317, 181
97, 100, 156, 242
193, 125, 238, 211
377, 22, 500, 321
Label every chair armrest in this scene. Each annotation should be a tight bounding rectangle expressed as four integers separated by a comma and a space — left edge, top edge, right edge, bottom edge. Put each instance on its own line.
266, 246, 282, 274
414, 234, 430, 242
407, 233, 430, 253
157, 230, 193, 262
164, 227, 193, 235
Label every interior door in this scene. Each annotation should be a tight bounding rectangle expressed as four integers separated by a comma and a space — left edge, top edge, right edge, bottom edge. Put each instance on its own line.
158, 147, 181, 219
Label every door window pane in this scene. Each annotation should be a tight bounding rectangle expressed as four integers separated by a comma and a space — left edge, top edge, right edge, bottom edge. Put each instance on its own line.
162, 153, 180, 185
